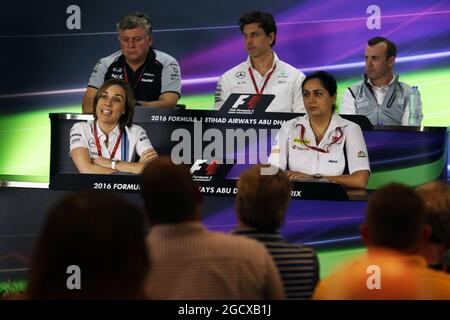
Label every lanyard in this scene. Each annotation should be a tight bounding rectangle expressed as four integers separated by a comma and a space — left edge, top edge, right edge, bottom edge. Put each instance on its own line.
248, 64, 276, 94
123, 64, 146, 93
121, 129, 129, 162
93, 122, 123, 160
298, 124, 343, 153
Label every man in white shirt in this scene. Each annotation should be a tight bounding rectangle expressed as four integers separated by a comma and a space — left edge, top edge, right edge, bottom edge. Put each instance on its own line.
214, 11, 305, 113
340, 37, 423, 126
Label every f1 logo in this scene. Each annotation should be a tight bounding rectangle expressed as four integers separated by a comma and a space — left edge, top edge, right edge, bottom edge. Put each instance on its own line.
230, 95, 250, 109
190, 159, 208, 174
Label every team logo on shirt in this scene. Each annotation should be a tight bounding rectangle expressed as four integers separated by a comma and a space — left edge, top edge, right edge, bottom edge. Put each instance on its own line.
278, 70, 288, 78
357, 150, 368, 158
293, 138, 310, 145
92, 61, 102, 74
111, 74, 124, 80
235, 71, 246, 79
292, 144, 308, 150
356, 101, 369, 109
70, 133, 81, 139
70, 133, 82, 144
292, 139, 309, 150
88, 137, 96, 149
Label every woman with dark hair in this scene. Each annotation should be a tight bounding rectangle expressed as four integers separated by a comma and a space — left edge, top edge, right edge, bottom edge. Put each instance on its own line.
26, 191, 150, 299
269, 71, 370, 189
70, 78, 158, 174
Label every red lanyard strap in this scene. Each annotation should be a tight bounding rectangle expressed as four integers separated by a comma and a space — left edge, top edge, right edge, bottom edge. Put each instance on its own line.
93, 122, 123, 160
299, 124, 343, 153
123, 64, 146, 93
248, 64, 276, 94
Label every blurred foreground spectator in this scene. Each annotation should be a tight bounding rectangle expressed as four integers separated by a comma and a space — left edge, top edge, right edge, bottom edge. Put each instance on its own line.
416, 181, 450, 272
314, 183, 450, 299
232, 164, 319, 299
141, 157, 285, 299
27, 191, 149, 299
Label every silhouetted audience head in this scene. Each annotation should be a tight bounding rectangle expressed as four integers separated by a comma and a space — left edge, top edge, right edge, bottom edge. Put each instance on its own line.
416, 180, 450, 271
236, 164, 291, 231
361, 183, 428, 253
313, 248, 423, 300
416, 181, 450, 246
141, 156, 202, 224
315, 183, 450, 300
27, 191, 149, 299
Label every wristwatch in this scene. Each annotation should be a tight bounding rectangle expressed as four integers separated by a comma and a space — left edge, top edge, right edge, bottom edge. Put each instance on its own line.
313, 173, 323, 179
111, 160, 117, 170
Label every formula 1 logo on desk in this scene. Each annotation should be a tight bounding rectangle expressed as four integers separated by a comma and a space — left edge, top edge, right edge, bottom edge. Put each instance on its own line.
190, 159, 219, 182
228, 95, 262, 115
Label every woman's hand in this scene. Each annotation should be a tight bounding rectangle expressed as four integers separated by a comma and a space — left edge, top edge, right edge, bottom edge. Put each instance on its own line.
139, 148, 159, 163
92, 156, 112, 169
285, 171, 312, 181
71, 148, 114, 174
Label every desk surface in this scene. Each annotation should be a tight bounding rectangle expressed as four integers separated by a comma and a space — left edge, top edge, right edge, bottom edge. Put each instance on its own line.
48, 109, 448, 196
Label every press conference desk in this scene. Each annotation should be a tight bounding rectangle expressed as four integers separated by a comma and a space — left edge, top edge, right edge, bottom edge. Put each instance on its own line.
49, 172, 363, 200
50, 107, 448, 192
0, 107, 447, 281
46, 107, 447, 243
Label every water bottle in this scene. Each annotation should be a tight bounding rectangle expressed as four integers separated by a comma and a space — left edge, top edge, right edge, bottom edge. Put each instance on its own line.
408, 86, 422, 126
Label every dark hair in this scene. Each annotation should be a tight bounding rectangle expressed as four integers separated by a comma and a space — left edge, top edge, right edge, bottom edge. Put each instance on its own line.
366, 183, 426, 252
116, 11, 153, 35
302, 71, 338, 111
141, 156, 202, 224
368, 36, 397, 60
416, 181, 450, 245
93, 79, 135, 130
236, 165, 291, 231
27, 191, 149, 299
239, 11, 277, 47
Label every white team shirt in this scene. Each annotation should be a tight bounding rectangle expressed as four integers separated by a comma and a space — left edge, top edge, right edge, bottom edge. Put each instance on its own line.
69, 120, 153, 162
214, 53, 306, 113
340, 77, 414, 125
268, 113, 370, 176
